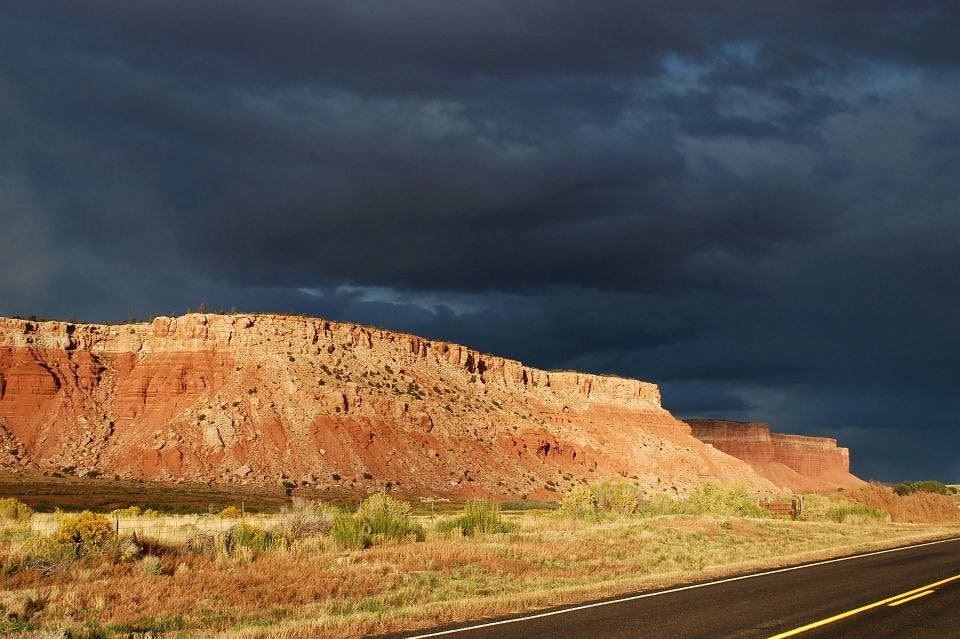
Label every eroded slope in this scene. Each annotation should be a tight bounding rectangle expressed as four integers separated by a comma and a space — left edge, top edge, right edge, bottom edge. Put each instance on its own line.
0, 314, 776, 498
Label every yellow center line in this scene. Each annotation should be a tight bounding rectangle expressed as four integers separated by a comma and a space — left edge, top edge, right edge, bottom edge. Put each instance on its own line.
888, 590, 935, 607
766, 573, 960, 639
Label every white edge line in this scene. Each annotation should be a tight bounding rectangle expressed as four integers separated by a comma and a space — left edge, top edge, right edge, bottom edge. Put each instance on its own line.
406, 536, 960, 638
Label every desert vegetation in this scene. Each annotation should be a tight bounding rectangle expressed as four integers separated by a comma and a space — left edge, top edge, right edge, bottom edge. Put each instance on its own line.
0, 483, 957, 638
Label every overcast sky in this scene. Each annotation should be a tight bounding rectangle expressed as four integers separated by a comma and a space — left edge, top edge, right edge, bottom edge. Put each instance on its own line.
2, 2, 958, 481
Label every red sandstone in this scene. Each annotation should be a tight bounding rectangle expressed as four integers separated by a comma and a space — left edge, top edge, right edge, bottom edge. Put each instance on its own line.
686, 419, 864, 491
0, 314, 858, 497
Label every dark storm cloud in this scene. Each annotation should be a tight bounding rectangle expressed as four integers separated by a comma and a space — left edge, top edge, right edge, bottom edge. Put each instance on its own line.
2, 1, 959, 480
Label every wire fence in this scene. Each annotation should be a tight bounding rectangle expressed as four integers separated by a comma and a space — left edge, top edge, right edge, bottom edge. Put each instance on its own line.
29, 513, 288, 544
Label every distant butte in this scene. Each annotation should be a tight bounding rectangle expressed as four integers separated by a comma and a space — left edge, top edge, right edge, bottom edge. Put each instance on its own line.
0, 314, 860, 497
686, 419, 863, 491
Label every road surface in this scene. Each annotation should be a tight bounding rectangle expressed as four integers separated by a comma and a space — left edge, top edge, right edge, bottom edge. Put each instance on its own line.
389, 536, 960, 639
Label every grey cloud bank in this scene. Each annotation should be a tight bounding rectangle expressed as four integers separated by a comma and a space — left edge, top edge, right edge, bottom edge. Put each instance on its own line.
1, 2, 958, 480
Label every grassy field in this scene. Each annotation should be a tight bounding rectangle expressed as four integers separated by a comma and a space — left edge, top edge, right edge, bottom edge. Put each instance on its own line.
0, 471, 347, 514
0, 484, 957, 638
0, 472, 552, 516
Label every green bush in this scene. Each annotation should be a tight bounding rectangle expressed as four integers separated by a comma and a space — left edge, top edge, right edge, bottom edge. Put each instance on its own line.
893, 480, 952, 496
0, 498, 33, 522
330, 513, 371, 550
638, 493, 683, 517
558, 481, 643, 520
436, 500, 513, 536
229, 523, 275, 553
593, 481, 643, 516
796, 493, 847, 522
829, 504, 889, 524
356, 493, 425, 543
683, 483, 768, 518
56, 511, 115, 553
330, 493, 424, 549
557, 485, 600, 520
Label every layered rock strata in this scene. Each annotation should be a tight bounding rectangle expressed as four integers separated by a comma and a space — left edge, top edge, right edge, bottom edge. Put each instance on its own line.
0, 314, 782, 498
686, 419, 864, 491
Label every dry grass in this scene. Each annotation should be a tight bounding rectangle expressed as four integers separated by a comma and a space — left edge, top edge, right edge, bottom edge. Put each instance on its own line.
848, 482, 960, 523
2, 506, 958, 638
29, 512, 289, 544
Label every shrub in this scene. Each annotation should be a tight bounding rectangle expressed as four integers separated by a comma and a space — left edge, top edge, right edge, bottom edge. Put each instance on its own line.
357, 492, 425, 543
186, 532, 225, 558
118, 538, 142, 563
436, 500, 513, 536
829, 504, 889, 524
893, 480, 952, 496
639, 493, 683, 517
329, 493, 424, 549
683, 483, 768, 518
558, 481, 643, 520
277, 499, 339, 540
137, 554, 163, 576
593, 481, 642, 516
15, 534, 77, 572
229, 523, 275, 553
557, 485, 598, 520
796, 493, 852, 522
56, 511, 115, 553
0, 498, 33, 523
330, 513, 371, 550
218, 505, 243, 519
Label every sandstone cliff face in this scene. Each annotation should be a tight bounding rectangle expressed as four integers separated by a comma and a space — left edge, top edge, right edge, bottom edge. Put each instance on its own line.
686, 419, 864, 491
0, 314, 779, 498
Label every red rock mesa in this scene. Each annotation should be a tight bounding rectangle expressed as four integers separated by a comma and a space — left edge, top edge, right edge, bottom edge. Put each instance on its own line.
687, 419, 864, 491
0, 314, 857, 497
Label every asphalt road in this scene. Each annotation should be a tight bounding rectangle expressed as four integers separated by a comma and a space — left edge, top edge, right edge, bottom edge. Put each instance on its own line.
391, 537, 960, 639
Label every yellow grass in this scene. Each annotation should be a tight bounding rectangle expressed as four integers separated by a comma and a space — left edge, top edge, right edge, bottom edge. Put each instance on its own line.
2, 509, 958, 638
29, 512, 289, 544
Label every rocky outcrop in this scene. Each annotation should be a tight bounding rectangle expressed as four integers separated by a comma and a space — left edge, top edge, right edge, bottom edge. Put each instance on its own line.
0, 314, 785, 498
686, 419, 864, 491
